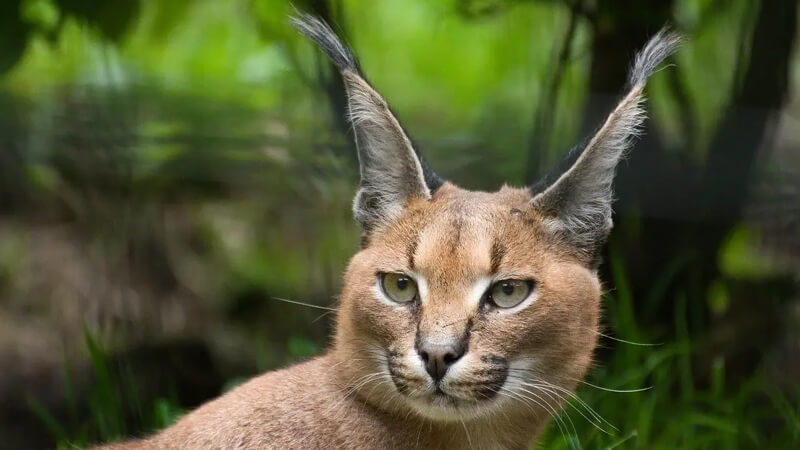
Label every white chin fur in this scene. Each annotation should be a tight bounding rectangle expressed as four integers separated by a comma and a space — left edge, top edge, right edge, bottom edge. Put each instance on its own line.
405, 396, 491, 421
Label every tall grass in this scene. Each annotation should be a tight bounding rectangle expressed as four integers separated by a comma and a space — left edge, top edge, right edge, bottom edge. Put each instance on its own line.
28, 330, 185, 449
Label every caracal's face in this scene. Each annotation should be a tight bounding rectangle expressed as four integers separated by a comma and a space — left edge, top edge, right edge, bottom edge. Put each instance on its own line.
336, 183, 601, 421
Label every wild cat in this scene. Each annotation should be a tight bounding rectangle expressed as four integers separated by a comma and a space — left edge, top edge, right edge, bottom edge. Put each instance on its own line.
96, 13, 680, 450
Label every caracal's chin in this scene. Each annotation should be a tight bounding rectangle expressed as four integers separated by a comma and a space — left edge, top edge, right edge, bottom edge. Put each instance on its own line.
402, 388, 507, 422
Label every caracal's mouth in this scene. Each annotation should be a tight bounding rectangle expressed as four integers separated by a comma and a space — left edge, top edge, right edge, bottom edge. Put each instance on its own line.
396, 377, 508, 421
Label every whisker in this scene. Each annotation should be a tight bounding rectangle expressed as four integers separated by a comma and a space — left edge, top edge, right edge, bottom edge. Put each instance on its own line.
311, 310, 336, 323
496, 387, 573, 449
271, 296, 337, 311
515, 385, 582, 445
415, 414, 425, 447
459, 418, 474, 450
365, 379, 394, 405
528, 379, 617, 431
593, 329, 663, 347
327, 371, 384, 416
575, 379, 653, 393
514, 379, 603, 437
506, 371, 618, 432
509, 373, 601, 443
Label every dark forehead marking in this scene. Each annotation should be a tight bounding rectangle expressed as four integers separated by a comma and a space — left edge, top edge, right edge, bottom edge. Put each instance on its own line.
407, 234, 419, 271
490, 239, 506, 274
449, 216, 463, 255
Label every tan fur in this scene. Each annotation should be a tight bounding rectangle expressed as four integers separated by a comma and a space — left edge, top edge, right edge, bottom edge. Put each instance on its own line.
95, 184, 601, 449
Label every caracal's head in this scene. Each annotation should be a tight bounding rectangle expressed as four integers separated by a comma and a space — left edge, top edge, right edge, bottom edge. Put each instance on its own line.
293, 14, 680, 422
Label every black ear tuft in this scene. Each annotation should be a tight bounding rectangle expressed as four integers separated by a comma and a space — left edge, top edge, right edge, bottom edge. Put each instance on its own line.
290, 11, 359, 73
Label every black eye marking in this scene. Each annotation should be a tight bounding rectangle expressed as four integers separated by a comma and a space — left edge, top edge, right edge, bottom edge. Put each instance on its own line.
490, 240, 506, 274
449, 216, 464, 255
387, 351, 426, 394
406, 236, 419, 271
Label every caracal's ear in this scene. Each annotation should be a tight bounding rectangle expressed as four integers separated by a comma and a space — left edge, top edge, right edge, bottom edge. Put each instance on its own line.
531, 28, 683, 264
291, 13, 442, 233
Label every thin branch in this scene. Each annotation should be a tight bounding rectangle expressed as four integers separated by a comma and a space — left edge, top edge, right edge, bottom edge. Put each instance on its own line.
525, 0, 583, 183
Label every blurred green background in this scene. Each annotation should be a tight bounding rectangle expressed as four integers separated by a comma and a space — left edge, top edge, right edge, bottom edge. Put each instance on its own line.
0, 0, 798, 448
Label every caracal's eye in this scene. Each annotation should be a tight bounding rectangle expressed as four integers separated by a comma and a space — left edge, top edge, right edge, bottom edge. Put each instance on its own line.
489, 280, 533, 308
380, 273, 418, 304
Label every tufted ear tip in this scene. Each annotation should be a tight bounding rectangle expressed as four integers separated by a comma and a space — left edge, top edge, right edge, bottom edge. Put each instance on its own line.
292, 12, 443, 233
531, 27, 682, 261
290, 11, 359, 73
627, 27, 685, 89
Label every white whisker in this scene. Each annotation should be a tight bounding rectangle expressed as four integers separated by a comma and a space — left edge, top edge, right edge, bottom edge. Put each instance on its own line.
459, 418, 474, 450
271, 296, 337, 311
518, 381, 595, 435
527, 379, 617, 432
593, 329, 663, 347
516, 385, 582, 446
506, 370, 618, 434
576, 379, 653, 393
496, 387, 573, 449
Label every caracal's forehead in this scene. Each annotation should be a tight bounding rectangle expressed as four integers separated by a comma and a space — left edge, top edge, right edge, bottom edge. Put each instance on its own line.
372, 183, 546, 282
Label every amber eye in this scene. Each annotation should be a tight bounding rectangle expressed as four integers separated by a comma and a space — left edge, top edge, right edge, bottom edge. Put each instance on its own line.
489, 280, 533, 308
380, 273, 419, 304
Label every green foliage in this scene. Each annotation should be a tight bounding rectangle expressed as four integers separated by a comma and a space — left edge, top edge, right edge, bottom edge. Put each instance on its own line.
719, 226, 780, 279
